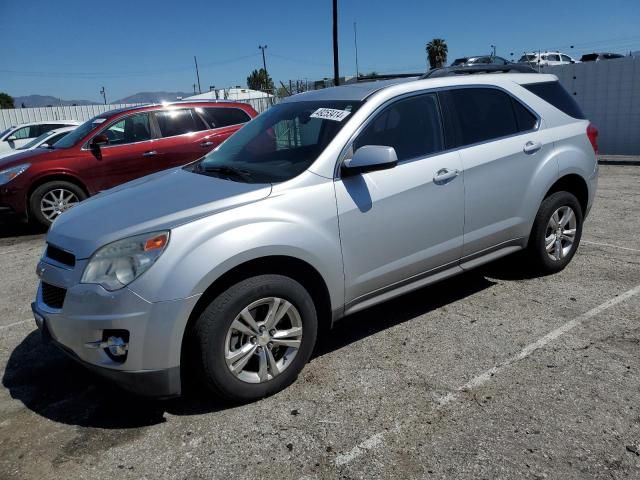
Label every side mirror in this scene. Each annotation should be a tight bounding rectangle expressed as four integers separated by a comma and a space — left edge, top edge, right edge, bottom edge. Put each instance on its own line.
91, 134, 109, 149
342, 145, 398, 176
38, 143, 49, 149
6, 135, 16, 142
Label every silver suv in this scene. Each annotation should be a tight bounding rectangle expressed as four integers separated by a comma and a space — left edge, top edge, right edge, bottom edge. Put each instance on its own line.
32, 73, 599, 401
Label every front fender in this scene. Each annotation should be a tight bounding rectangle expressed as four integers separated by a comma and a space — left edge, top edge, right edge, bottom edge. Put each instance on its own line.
128, 177, 344, 312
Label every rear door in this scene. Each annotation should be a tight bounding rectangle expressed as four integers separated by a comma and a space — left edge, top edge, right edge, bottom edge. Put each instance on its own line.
438, 87, 550, 257
149, 108, 214, 168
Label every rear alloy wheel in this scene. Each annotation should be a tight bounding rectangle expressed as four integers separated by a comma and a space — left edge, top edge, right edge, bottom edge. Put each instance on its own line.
29, 181, 87, 227
191, 274, 317, 402
527, 191, 583, 274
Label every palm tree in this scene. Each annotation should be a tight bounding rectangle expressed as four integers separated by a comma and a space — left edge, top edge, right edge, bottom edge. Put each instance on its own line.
426, 38, 448, 69
247, 68, 274, 92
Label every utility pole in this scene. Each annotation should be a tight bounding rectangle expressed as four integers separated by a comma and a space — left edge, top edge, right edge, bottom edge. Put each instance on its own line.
354, 22, 359, 78
194, 56, 201, 94
332, 0, 340, 86
258, 45, 269, 91
491, 44, 496, 57
100, 86, 107, 105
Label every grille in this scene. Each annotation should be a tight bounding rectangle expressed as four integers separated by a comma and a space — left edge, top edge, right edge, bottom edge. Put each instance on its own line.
46, 244, 76, 267
41, 282, 67, 309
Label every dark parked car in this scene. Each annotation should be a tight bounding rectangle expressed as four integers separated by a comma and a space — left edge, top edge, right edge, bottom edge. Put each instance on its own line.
451, 55, 510, 66
0, 101, 257, 226
580, 52, 625, 62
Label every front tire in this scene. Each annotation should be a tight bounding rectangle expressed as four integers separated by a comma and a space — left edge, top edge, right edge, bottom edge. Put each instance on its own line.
191, 274, 318, 402
29, 181, 86, 227
527, 191, 583, 274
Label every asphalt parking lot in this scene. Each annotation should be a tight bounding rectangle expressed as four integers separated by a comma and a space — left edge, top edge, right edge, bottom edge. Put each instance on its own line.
0, 165, 638, 480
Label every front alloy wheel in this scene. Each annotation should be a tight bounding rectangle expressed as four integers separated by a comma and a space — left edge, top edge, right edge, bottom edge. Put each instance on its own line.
225, 297, 303, 383
40, 188, 80, 222
191, 274, 317, 402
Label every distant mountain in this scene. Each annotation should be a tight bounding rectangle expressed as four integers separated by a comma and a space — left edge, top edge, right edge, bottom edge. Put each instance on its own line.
112, 91, 192, 104
13, 95, 98, 107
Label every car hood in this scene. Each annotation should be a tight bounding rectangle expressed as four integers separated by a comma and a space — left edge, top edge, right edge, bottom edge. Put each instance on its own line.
47, 168, 272, 259
0, 148, 56, 168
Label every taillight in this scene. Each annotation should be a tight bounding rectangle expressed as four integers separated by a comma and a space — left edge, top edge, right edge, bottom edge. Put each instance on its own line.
587, 123, 599, 154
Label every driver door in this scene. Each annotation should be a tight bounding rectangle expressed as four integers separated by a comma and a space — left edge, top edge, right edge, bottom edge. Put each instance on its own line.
334, 93, 465, 308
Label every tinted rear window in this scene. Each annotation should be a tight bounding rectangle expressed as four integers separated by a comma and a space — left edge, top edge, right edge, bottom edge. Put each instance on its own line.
440, 88, 519, 146
198, 107, 251, 129
154, 109, 206, 137
523, 81, 585, 119
580, 54, 598, 62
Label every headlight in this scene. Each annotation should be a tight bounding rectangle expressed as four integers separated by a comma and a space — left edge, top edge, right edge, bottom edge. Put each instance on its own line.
0, 163, 30, 185
81, 231, 169, 291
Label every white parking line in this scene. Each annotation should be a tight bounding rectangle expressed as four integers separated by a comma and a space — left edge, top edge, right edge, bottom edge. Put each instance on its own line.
582, 240, 640, 253
0, 319, 32, 330
333, 284, 640, 467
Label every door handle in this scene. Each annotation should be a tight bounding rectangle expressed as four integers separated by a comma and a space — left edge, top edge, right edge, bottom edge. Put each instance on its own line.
200, 141, 214, 148
142, 150, 157, 157
433, 168, 460, 185
523, 141, 542, 154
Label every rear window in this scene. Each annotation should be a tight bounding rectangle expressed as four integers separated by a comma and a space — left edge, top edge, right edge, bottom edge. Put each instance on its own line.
439, 88, 519, 147
580, 54, 598, 62
523, 81, 585, 119
154, 109, 206, 137
198, 107, 251, 129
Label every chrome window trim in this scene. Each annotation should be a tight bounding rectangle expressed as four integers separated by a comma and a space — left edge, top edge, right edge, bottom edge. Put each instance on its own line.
333, 84, 542, 179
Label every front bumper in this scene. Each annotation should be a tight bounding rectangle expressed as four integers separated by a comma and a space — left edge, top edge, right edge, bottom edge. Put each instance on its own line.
0, 184, 27, 217
32, 258, 200, 397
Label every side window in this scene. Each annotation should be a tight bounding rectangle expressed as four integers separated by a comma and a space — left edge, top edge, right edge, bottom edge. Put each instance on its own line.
354, 93, 444, 161
9, 126, 34, 140
154, 109, 206, 137
439, 88, 519, 146
548, 54, 560, 62
103, 113, 151, 146
511, 99, 537, 132
523, 81, 585, 119
561, 55, 572, 62
199, 107, 251, 129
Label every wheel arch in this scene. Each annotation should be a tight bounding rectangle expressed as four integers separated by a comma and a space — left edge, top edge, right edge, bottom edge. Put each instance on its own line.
543, 173, 589, 216
25, 174, 90, 221
180, 255, 333, 362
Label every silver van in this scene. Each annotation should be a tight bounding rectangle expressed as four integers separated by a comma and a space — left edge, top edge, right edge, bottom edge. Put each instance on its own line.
32, 72, 598, 401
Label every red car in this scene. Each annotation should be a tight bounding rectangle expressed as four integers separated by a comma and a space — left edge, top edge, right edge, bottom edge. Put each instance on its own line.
0, 101, 257, 226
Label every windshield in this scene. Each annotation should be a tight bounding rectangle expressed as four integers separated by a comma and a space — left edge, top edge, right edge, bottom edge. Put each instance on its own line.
519, 54, 536, 62
19, 131, 56, 150
0, 127, 13, 139
190, 100, 362, 183
53, 116, 107, 148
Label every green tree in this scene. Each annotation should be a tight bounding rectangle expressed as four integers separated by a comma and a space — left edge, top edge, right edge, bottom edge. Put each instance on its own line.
0, 92, 15, 109
247, 68, 274, 92
426, 38, 448, 69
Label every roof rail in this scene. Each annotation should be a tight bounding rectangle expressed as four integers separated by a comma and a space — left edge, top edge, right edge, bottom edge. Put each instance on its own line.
355, 73, 423, 83
421, 64, 537, 79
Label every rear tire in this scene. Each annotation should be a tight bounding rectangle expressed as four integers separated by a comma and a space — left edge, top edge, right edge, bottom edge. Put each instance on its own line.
191, 274, 318, 403
527, 191, 583, 274
29, 181, 86, 228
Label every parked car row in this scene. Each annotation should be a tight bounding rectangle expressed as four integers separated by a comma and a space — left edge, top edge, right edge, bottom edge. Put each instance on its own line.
0, 101, 257, 226
453, 50, 627, 69
0, 120, 80, 153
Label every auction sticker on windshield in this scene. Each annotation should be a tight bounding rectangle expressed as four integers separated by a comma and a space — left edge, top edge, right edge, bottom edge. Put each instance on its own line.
310, 108, 351, 122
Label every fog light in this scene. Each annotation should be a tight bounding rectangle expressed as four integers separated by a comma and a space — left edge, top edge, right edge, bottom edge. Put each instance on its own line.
84, 336, 129, 356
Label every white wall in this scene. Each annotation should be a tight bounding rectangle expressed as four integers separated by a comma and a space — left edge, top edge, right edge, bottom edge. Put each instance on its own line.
0, 104, 140, 130
547, 56, 640, 155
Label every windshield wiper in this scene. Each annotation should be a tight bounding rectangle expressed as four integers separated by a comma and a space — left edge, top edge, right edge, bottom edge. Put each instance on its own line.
201, 164, 253, 182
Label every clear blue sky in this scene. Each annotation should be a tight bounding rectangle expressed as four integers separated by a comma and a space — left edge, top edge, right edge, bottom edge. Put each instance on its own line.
1, 0, 639, 102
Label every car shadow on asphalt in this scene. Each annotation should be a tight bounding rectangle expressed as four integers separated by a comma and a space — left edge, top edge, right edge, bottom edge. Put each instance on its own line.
0, 218, 46, 239
2, 257, 538, 429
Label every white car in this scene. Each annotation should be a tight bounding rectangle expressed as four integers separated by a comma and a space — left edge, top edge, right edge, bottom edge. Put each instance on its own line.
519, 52, 580, 67
0, 126, 77, 160
0, 120, 80, 154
